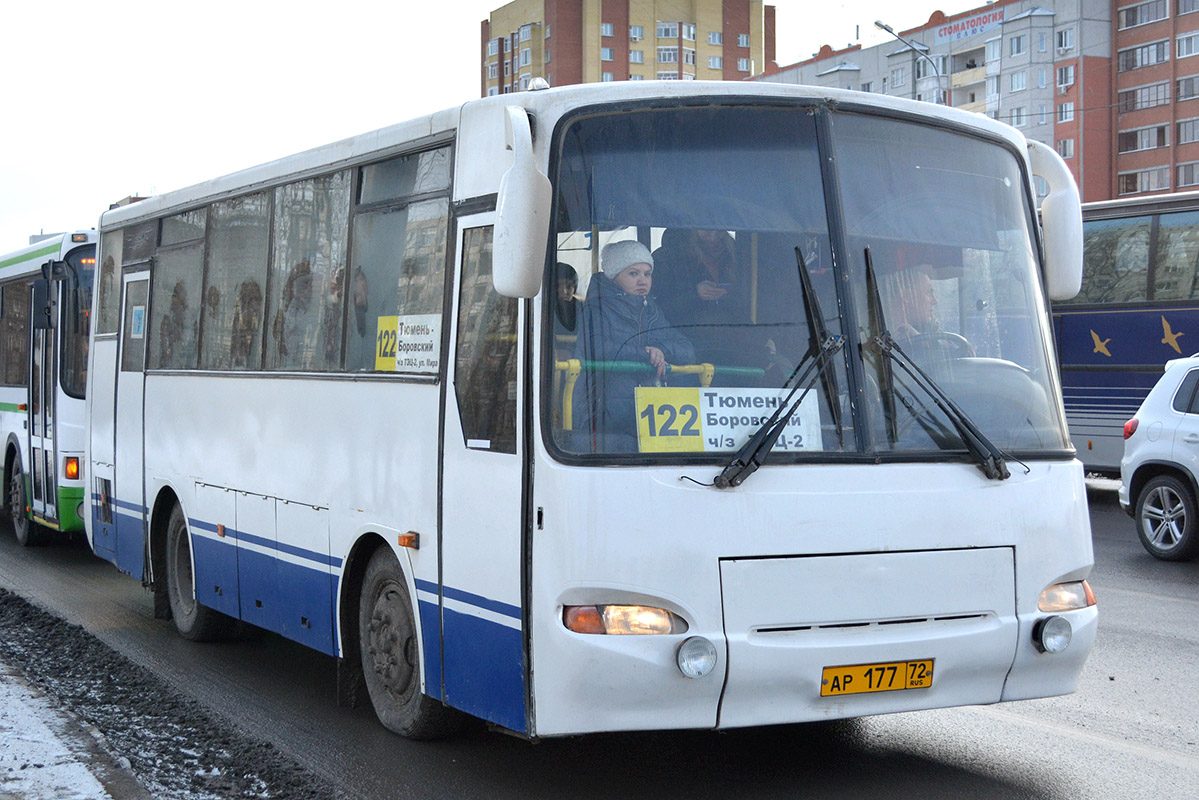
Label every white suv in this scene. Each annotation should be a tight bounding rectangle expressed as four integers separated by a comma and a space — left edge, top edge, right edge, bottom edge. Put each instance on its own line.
1120, 354, 1199, 561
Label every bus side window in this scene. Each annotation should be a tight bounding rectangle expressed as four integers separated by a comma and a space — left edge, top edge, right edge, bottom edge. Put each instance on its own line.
455, 226, 518, 454
201, 194, 271, 371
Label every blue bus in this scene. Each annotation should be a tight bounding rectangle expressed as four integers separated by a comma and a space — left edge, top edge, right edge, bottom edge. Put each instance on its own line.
1054, 191, 1199, 475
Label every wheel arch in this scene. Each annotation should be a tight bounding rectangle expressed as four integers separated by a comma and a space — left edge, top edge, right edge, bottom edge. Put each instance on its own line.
1128, 460, 1199, 511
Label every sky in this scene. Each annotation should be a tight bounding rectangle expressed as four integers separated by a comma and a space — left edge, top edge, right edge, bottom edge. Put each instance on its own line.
0, 0, 980, 253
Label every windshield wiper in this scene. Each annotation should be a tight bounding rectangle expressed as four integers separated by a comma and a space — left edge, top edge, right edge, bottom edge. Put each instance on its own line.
863, 247, 1010, 481
713, 247, 844, 489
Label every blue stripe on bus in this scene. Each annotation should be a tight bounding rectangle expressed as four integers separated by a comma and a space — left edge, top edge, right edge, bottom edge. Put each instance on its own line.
189, 518, 343, 569
440, 584, 522, 620
442, 604, 526, 734
417, 599, 443, 702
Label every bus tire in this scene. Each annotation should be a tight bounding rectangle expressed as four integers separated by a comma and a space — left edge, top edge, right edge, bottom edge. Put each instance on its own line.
359, 547, 460, 739
1135, 474, 1199, 562
165, 504, 231, 641
9, 463, 41, 547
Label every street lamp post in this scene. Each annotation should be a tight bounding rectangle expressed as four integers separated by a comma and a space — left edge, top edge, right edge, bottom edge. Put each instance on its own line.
875, 20, 946, 105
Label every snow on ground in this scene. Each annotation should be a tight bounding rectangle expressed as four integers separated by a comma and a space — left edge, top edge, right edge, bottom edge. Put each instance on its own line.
0, 660, 115, 800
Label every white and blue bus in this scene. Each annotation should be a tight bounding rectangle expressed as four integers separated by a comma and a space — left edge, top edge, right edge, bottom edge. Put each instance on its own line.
86, 81, 1096, 739
1054, 191, 1199, 475
0, 231, 95, 546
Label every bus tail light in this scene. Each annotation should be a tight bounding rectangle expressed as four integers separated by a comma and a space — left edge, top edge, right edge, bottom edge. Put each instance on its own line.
1037, 580, 1096, 612
563, 605, 687, 635
1123, 419, 1139, 439
64, 457, 80, 481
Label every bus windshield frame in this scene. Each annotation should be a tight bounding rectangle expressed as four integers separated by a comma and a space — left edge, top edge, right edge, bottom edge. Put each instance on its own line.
542, 99, 1071, 468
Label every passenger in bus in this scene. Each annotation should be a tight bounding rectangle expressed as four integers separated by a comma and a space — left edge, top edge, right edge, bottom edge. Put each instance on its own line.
158, 281, 190, 368
273, 260, 313, 361
553, 262, 581, 358
573, 240, 695, 452
652, 229, 748, 359
230, 280, 263, 368
881, 265, 973, 358
322, 266, 346, 367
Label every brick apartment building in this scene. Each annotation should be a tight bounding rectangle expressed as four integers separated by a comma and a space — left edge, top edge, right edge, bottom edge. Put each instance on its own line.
759, 0, 1199, 204
480, 0, 775, 93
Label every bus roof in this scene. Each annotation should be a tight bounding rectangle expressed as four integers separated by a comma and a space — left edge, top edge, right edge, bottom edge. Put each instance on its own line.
100, 81, 1031, 233
0, 231, 97, 276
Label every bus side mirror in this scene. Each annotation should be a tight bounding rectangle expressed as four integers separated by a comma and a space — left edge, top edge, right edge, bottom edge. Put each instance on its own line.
40, 259, 68, 281
493, 106, 551, 299
1027, 140, 1082, 301
32, 278, 55, 330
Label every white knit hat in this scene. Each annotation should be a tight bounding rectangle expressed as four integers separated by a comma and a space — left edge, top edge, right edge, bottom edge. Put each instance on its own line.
601, 239, 654, 278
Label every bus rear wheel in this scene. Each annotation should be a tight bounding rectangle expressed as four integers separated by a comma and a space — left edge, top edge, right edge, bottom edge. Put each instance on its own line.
9, 464, 41, 547
359, 547, 459, 739
165, 504, 231, 640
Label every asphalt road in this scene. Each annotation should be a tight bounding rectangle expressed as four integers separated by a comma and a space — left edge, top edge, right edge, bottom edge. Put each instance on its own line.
0, 484, 1195, 800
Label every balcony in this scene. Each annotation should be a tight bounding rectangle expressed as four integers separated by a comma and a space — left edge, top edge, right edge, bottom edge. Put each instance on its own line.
952, 66, 986, 88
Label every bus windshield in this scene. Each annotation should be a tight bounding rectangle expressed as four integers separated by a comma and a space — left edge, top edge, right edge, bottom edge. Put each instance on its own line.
546, 104, 1069, 463
61, 244, 95, 398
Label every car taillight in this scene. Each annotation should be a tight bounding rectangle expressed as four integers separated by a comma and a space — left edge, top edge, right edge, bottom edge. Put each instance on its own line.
1123, 418, 1139, 439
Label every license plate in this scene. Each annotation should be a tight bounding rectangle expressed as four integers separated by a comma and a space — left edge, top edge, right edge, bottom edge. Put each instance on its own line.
820, 659, 934, 697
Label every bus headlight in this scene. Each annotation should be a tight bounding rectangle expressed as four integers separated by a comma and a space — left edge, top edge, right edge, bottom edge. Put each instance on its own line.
1033, 616, 1072, 654
676, 637, 717, 678
562, 605, 688, 635
1037, 580, 1096, 612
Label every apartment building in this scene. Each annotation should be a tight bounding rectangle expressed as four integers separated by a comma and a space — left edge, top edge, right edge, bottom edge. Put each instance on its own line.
480, 0, 775, 94
757, 0, 1199, 203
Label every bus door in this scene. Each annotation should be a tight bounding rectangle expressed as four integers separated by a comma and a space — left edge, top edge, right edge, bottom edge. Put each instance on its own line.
439, 218, 528, 734
113, 271, 149, 578
27, 280, 58, 525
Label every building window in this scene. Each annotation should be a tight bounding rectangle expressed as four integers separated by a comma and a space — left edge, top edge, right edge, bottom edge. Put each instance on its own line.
709, 31, 722, 45
1180, 118, 1199, 143
915, 55, 945, 80
985, 38, 1001, 61
708, 55, 722, 69
505, 61, 511, 76
488, 86, 498, 96
1181, 33, 1199, 58
1038, 32, 1048, 52
1122, 81, 1172, 110
504, 38, 511, 53
682, 23, 696, 41
1118, 0, 1169, 30
657, 71, 678, 80
630, 74, 644, 80
738, 58, 751, 72
601, 47, 613, 61
519, 48, 531, 67
657, 21, 678, 39
1118, 125, 1169, 152
1057, 28, 1075, 51
487, 62, 497, 79
658, 46, 678, 63
1119, 167, 1170, 194
738, 33, 750, 47
1010, 35, 1025, 56
601, 22, 613, 37
1181, 75, 1199, 100
1040, 105, 1048, 124
1057, 65, 1075, 87
986, 75, 1000, 97
1180, 162, 1199, 187
1057, 139, 1075, 158
891, 67, 906, 88
630, 25, 643, 41
545, 47, 551, 62
630, 50, 644, 64
1119, 41, 1169, 71
488, 40, 499, 56
601, 72, 614, 82
683, 72, 695, 80
861, 81, 873, 92
1058, 101, 1075, 122
1010, 71, 1026, 92
1011, 106, 1027, 127
519, 25, 531, 42
1184, 0, 1199, 14
683, 48, 696, 66
545, 24, 550, 38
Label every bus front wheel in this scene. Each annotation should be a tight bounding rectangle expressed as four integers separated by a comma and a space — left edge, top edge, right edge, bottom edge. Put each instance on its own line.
9, 464, 41, 547
359, 547, 460, 739
165, 505, 231, 640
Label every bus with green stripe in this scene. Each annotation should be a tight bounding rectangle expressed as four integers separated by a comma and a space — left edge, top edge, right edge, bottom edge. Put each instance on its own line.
0, 231, 96, 545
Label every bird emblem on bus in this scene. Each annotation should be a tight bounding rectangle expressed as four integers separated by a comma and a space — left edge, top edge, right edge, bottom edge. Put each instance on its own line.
1090, 329, 1111, 357
1161, 316, 1185, 354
